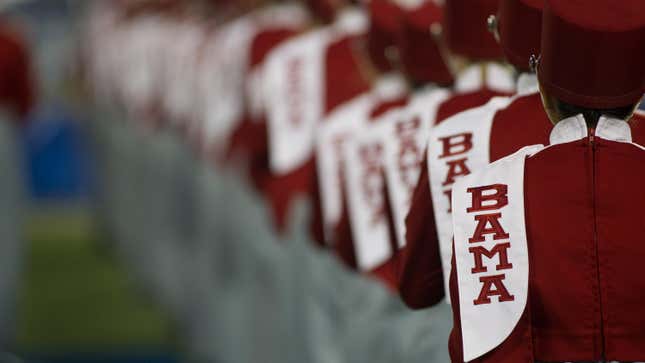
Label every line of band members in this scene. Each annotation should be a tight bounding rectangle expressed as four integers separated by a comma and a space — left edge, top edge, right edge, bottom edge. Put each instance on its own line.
82, 0, 645, 362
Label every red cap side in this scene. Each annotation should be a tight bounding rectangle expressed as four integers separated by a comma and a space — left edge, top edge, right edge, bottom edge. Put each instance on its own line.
443, 0, 502, 60
538, 0, 645, 108
497, 0, 543, 72
306, 0, 342, 23
367, 0, 404, 72
398, 1, 453, 85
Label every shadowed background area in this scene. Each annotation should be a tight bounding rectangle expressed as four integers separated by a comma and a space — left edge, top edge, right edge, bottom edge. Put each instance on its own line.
5, 1, 177, 362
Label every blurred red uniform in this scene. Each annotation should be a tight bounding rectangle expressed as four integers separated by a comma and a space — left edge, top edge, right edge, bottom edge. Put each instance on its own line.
0, 19, 34, 121
311, 0, 409, 253
333, 0, 514, 290
226, 9, 308, 185
257, 7, 370, 234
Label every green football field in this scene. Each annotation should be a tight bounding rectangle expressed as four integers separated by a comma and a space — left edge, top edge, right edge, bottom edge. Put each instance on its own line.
16, 206, 176, 354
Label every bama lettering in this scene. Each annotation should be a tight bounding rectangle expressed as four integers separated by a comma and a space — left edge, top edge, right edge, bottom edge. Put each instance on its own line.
438, 132, 473, 211
395, 116, 422, 197
359, 143, 386, 225
466, 184, 515, 306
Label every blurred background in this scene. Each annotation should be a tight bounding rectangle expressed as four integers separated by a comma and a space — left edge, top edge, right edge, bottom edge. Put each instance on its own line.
2, 1, 177, 363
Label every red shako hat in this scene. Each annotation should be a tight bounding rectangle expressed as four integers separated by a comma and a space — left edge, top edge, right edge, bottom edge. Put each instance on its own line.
306, 0, 342, 24
497, 0, 543, 72
367, 0, 404, 72
538, 0, 645, 109
398, 1, 453, 85
443, 0, 502, 60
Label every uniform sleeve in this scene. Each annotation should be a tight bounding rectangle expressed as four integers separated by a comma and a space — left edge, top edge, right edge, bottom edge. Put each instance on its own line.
308, 157, 328, 247
448, 245, 465, 362
397, 152, 445, 308
332, 181, 358, 269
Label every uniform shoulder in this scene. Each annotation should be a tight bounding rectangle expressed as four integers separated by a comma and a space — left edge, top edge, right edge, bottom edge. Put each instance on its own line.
493, 92, 545, 124
432, 96, 511, 134
250, 28, 300, 66
368, 96, 408, 120
489, 92, 552, 158
265, 26, 331, 61
436, 89, 513, 123
323, 92, 372, 123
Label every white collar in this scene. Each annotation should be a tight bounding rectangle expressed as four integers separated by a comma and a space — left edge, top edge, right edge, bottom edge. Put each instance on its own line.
254, 3, 309, 28
372, 73, 408, 99
549, 114, 632, 145
454, 62, 516, 94
392, 0, 426, 10
333, 6, 368, 34
596, 115, 633, 143
516, 73, 538, 95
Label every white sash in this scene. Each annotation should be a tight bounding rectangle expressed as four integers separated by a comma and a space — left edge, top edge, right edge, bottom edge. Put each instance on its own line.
383, 86, 451, 249
264, 28, 330, 174
266, 9, 367, 175
316, 75, 407, 244
451, 144, 543, 361
245, 4, 310, 121
199, 5, 309, 156
316, 95, 373, 243
343, 109, 400, 271
427, 96, 512, 300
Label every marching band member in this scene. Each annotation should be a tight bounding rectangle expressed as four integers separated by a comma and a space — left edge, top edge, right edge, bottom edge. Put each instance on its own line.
261, 0, 370, 234
338, 0, 514, 291
334, 1, 512, 359
448, 0, 645, 360
315, 0, 408, 270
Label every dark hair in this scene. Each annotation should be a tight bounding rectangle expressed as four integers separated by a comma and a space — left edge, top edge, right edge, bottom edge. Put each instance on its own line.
555, 99, 635, 127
